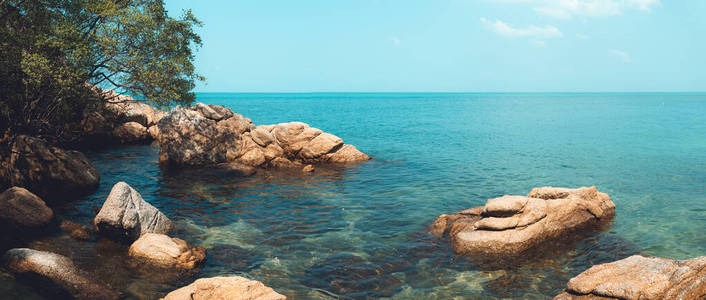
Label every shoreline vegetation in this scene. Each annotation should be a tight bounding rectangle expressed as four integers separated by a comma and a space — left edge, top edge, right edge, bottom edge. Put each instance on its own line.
1, 1, 704, 300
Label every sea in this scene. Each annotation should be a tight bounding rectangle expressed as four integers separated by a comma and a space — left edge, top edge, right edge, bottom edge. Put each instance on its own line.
2, 93, 705, 299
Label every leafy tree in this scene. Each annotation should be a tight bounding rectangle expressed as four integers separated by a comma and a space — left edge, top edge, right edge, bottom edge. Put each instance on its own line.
0, 0, 203, 142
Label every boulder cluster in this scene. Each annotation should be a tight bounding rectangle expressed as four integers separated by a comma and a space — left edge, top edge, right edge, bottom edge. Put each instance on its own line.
83, 89, 165, 144
0, 90, 368, 299
1, 181, 285, 299
157, 104, 370, 169
430, 186, 616, 255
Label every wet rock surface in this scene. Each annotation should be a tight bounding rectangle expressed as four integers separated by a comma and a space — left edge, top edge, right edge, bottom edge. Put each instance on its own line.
161, 276, 286, 300
431, 186, 616, 255
554, 255, 706, 300
0, 135, 100, 200
2, 248, 120, 300
0, 187, 53, 228
94, 182, 173, 242
128, 233, 206, 269
157, 103, 370, 169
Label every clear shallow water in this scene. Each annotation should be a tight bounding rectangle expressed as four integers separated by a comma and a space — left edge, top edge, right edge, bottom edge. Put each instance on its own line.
2, 93, 706, 299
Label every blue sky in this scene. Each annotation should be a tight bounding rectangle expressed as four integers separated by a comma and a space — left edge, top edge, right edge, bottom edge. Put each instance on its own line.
165, 0, 705, 92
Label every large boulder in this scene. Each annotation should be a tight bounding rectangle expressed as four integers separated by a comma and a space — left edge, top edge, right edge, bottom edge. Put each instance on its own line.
157, 103, 370, 169
104, 92, 165, 127
94, 182, 173, 241
431, 186, 615, 255
2, 248, 120, 299
0, 187, 53, 228
157, 106, 251, 166
112, 121, 149, 143
554, 255, 706, 300
0, 135, 100, 200
128, 233, 206, 269
162, 276, 286, 300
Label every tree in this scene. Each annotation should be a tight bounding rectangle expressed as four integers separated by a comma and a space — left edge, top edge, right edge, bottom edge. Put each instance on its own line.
0, 0, 203, 143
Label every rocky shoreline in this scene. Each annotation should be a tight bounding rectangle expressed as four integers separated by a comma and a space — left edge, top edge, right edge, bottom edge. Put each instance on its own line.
0, 90, 371, 299
1, 91, 704, 299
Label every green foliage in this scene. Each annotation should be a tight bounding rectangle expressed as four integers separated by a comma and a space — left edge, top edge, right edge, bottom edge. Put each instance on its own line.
0, 0, 203, 141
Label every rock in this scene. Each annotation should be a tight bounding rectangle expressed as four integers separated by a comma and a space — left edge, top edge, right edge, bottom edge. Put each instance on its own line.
192, 103, 225, 121
239, 148, 266, 167
158, 107, 247, 166
0, 135, 100, 200
94, 182, 173, 241
148, 125, 160, 140
81, 111, 114, 141
2, 248, 120, 299
161, 276, 286, 300
251, 126, 275, 147
431, 186, 615, 255
554, 255, 706, 300
128, 233, 205, 269
0, 187, 53, 228
59, 220, 92, 240
324, 144, 371, 163
305, 253, 403, 297
156, 103, 370, 169
112, 122, 149, 143
299, 133, 343, 159
269, 157, 301, 169
302, 165, 315, 172
104, 93, 164, 127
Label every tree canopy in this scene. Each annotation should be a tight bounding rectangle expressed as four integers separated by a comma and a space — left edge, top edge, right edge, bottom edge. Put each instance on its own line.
0, 0, 203, 140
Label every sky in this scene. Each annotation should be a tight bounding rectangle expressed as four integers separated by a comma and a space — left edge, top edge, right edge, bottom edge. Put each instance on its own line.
165, 0, 705, 92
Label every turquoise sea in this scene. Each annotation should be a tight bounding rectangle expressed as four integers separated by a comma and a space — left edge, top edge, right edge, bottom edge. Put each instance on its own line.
2, 93, 705, 299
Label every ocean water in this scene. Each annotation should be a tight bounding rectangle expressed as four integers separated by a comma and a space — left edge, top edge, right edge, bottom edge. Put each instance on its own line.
2, 93, 705, 299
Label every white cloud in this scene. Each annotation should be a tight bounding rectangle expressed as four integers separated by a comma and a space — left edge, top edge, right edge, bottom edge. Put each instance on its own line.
480, 18, 563, 38
491, 0, 661, 19
625, 0, 661, 11
534, 0, 621, 19
610, 49, 632, 62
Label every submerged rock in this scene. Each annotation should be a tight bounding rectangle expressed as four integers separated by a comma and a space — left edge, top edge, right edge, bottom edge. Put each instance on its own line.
59, 220, 92, 240
431, 186, 615, 255
128, 233, 205, 269
554, 255, 706, 299
2, 248, 120, 299
305, 253, 403, 298
0, 135, 100, 200
94, 182, 173, 241
0, 187, 53, 228
157, 103, 370, 169
161, 276, 286, 300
